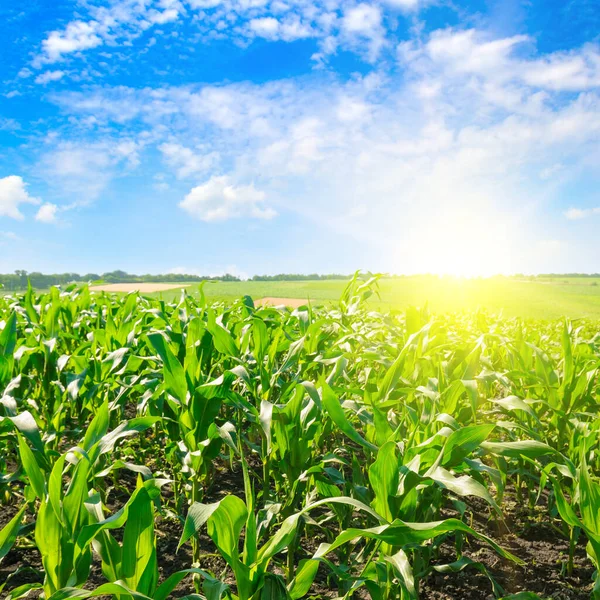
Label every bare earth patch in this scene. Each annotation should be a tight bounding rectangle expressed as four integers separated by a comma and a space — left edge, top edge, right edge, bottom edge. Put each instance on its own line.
256, 297, 310, 308
91, 283, 190, 293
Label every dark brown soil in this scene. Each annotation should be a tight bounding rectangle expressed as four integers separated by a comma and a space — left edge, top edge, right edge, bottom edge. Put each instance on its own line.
1, 470, 595, 599
420, 491, 594, 599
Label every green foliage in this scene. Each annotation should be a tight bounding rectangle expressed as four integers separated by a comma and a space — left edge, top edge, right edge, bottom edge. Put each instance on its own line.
0, 277, 599, 600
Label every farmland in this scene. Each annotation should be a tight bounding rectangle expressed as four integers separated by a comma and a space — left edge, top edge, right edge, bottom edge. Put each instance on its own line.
139, 276, 600, 320
1, 275, 599, 599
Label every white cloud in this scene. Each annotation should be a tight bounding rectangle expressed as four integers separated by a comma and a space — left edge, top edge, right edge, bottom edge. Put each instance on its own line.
35, 0, 185, 64
521, 46, 600, 91
40, 21, 103, 63
41, 26, 600, 273
342, 3, 381, 34
0, 118, 21, 132
249, 17, 280, 39
35, 203, 59, 224
401, 28, 600, 94
35, 70, 65, 85
0, 176, 40, 220
31, 0, 385, 68
384, 0, 425, 10
564, 207, 600, 220
159, 143, 220, 178
41, 139, 143, 201
247, 15, 313, 41
46, 144, 112, 178
147, 0, 182, 25
340, 3, 384, 60
336, 96, 370, 122
153, 174, 170, 191
180, 176, 276, 221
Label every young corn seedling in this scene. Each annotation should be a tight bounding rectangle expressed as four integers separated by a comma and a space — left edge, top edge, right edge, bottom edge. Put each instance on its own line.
16, 441, 95, 598
44, 478, 215, 600
551, 448, 600, 598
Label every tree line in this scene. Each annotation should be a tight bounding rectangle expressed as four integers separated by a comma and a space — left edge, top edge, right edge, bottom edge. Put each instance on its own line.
0, 270, 242, 290
3, 271, 599, 291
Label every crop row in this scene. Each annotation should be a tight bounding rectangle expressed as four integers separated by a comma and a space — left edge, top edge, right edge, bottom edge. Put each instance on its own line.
0, 276, 599, 599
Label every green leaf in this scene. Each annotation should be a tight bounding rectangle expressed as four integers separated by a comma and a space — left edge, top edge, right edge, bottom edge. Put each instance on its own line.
206, 309, 239, 357
314, 517, 522, 566
443, 424, 495, 466
0, 505, 26, 563
384, 549, 416, 598
148, 332, 188, 403
92, 417, 160, 462
481, 440, 558, 459
0, 311, 17, 357
260, 574, 290, 599
121, 485, 158, 596
46, 582, 152, 600
489, 396, 537, 420
369, 441, 399, 522
179, 501, 222, 549
287, 559, 319, 600
17, 435, 46, 500
155, 569, 221, 600
321, 381, 377, 453
426, 466, 500, 513
82, 402, 109, 452
207, 495, 248, 564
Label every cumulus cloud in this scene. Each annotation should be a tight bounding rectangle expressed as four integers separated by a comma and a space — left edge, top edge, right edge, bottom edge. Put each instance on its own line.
565, 207, 600, 220
384, 0, 426, 10
31, 0, 387, 68
35, 203, 59, 223
247, 15, 313, 41
180, 176, 276, 222
35, 70, 65, 85
340, 3, 385, 60
399, 28, 600, 93
249, 17, 280, 39
342, 3, 382, 34
36, 24, 600, 272
0, 176, 40, 220
34, 0, 185, 64
159, 143, 220, 178
40, 21, 103, 63
41, 139, 142, 201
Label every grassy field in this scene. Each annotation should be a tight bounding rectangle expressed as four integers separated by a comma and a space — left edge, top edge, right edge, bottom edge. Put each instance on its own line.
5, 275, 600, 319
143, 276, 600, 320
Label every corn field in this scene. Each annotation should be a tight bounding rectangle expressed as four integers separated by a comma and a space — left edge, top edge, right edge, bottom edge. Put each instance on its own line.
1, 275, 599, 600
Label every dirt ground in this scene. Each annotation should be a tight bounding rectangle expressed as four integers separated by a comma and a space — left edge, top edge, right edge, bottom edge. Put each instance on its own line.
91, 283, 191, 293
255, 297, 310, 308
1, 458, 594, 599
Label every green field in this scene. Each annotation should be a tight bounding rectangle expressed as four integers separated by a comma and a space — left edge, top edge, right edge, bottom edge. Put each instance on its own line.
146, 276, 600, 320
5, 275, 600, 319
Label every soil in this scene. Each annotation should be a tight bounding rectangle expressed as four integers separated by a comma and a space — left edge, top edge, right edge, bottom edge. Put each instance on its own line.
256, 297, 312, 308
1, 470, 595, 599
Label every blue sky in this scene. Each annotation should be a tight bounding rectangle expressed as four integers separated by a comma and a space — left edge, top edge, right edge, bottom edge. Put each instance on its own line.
1, 0, 599, 277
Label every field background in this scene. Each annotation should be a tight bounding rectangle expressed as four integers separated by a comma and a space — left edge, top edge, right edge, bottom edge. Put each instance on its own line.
6, 275, 600, 319
141, 276, 600, 320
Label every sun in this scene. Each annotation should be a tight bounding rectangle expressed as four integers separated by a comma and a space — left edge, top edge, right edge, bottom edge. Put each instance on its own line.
394, 210, 516, 277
